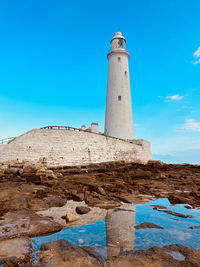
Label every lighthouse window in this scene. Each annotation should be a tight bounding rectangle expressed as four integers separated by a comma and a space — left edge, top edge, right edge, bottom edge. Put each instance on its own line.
118, 57, 121, 61
118, 96, 121, 101
125, 71, 127, 75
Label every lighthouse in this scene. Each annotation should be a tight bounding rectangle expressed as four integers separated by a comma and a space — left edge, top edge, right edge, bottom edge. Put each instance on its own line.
104, 31, 134, 140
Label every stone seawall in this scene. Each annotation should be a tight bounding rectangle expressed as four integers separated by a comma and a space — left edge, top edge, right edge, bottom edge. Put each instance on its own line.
0, 129, 152, 166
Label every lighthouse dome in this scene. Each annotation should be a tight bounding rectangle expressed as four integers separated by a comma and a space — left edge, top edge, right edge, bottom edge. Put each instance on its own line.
110, 31, 126, 50
111, 31, 126, 42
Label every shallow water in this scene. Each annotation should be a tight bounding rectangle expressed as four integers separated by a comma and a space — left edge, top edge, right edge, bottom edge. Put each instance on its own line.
33, 198, 200, 258
167, 251, 185, 261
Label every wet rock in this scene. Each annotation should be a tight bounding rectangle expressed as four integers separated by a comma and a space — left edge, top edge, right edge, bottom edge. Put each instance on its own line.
151, 205, 167, 210
37, 239, 102, 266
135, 222, 164, 229
0, 211, 62, 240
75, 206, 91, 215
189, 226, 200, 229
168, 194, 189, 205
65, 212, 80, 222
157, 209, 194, 218
170, 218, 179, 221
106, 244, 200, 266
1, 160, 200, 220
0, 237, 33, 266
184, 205, 192, 209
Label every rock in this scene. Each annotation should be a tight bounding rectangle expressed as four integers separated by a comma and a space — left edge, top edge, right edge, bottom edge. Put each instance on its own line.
151, 205, 167, 210
0, 183, 51, 214
184, 205, 192, 209
106, 244, 200, 266
23, 164, 38, 176
37, 239, 103, 267
44, 195, 66, 207
1, 160, 200, 222
0, 168, 5, 177
75, 206, 91, 215
87, 199, 121, 209
189, 226, 200, 229
97, 186, 106, 195
135, 222, 164, 229
0, 211, 62, 240
65, 212, 80, 222
168, 194, 189, 205
118, 194, 139, 203
0, 237, 33, 266
157, 209, 194, 218
135, 168, 152, 178
55, 172, 63, 178
71, 191, 85, 201
4, 167, 23, 175
36, 169, 57, 180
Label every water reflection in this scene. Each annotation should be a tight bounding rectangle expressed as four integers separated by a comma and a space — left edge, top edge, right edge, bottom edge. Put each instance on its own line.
33, 198, 200, 258
106, 204, 136, 257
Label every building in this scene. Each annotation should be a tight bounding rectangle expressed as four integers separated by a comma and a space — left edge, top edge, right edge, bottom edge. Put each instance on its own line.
0, 31, 152, 166
105, 31, 134, 140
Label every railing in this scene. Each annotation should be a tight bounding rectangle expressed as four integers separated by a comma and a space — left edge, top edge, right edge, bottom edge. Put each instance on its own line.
0, 127, 137, 146
40, 126, 135, 143
0, 137, 16, 145
40, 126, 82, 131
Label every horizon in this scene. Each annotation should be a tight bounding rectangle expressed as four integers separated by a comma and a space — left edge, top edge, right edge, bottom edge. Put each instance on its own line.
0, 0, 200, 164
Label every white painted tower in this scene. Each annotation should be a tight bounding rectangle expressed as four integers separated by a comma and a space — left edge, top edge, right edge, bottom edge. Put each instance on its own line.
104, 31, 134, 140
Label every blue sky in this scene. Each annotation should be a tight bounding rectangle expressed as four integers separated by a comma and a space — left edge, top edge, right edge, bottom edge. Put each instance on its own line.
0, 0, 200, 163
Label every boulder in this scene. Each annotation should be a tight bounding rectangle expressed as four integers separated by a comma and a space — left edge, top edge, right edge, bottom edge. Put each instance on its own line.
75, 206, 91, 215
65, 212, 80, 223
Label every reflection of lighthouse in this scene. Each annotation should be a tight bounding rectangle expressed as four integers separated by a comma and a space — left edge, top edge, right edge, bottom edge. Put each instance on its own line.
105, 204, 136, 258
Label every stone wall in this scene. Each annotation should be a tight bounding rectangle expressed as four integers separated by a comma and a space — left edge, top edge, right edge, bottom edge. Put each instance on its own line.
0, 129, 152, 166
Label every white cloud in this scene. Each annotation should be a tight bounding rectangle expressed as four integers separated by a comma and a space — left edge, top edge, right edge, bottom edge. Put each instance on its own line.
193, 47, 200, 64
164, 94, 183, 102
182, 118, 200, 132
194, 47, 200, 57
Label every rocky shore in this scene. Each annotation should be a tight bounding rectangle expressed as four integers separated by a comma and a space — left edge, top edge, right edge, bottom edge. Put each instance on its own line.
0, 160, 200, 266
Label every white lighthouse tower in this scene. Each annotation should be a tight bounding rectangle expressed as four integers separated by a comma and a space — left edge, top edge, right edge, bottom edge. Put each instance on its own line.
104, 31, 134, 140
